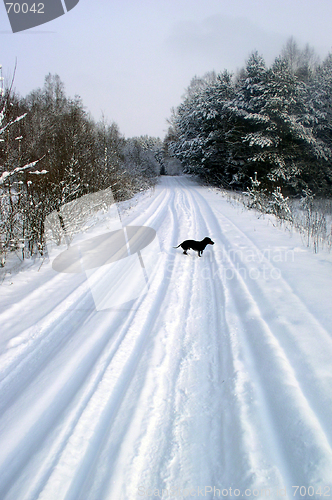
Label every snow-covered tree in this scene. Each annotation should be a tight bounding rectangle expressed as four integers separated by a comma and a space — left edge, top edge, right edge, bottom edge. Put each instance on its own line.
168, 70, 236, 185
0, 87, 46, 261
123, 135, 162, 181
168, 44, 332, 195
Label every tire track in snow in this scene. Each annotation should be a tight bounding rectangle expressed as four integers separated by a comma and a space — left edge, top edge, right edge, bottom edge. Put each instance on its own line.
100, 180, 234, 498
0, 281, 98, 416
0, 183, 168, 341
191, 184, 332, 447
108, 197, 200, 499
0, 183, 171, 410
1, 177, 332, 500
176, 178, 287, 492
138, 185, 225, 493
187, 180, 332, 491
0, 184, 174, 500
211, 205, 332, 452
73, 181, 200, 499
27, 187, 181, 500
68, 180, 225, 499
67, 185, 186, 500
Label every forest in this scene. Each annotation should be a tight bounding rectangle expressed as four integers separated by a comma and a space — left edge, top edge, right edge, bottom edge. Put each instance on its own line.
165, 38, 332, 197
0, 73, 164, 262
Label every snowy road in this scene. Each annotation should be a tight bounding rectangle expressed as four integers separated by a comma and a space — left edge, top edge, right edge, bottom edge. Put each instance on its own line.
1, 176, 332, 500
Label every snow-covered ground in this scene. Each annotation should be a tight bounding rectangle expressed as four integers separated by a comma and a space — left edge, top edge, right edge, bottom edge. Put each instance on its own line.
1, 176, 332, 500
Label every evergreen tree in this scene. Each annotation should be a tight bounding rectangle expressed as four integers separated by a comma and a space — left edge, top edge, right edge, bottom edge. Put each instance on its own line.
167, 45, 332, 195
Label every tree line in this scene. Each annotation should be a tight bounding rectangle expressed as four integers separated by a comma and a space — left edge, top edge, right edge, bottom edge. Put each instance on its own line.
2, 38, 332, 264
0, 74, 163, 263
165, 38, 332, 197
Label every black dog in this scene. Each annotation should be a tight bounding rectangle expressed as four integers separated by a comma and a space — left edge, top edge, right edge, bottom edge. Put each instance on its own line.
174, 237, 214, 257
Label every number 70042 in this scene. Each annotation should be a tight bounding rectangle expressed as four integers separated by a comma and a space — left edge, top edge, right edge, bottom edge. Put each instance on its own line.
6, 3, 44, 14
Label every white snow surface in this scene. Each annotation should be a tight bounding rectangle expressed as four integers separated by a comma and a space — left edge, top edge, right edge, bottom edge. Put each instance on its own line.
1, 175, 332, 500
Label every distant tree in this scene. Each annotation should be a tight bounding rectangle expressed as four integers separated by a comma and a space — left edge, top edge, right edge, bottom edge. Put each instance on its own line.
123, 135, 162, 183
281, 37, 319, 82
281, 37, 301, 74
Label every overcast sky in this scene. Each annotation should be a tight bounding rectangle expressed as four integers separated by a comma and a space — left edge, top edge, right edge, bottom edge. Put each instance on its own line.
1, 0, 332, 138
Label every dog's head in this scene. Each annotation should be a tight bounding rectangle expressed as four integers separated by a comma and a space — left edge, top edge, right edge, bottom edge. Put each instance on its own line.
203, 237, 214, 246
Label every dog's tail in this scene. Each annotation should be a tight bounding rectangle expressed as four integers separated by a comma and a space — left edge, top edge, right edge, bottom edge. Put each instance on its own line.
173, 244, 181, 248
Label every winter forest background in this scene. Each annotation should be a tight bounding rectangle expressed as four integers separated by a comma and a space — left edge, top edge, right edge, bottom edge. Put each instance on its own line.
1, 37, 332, 263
